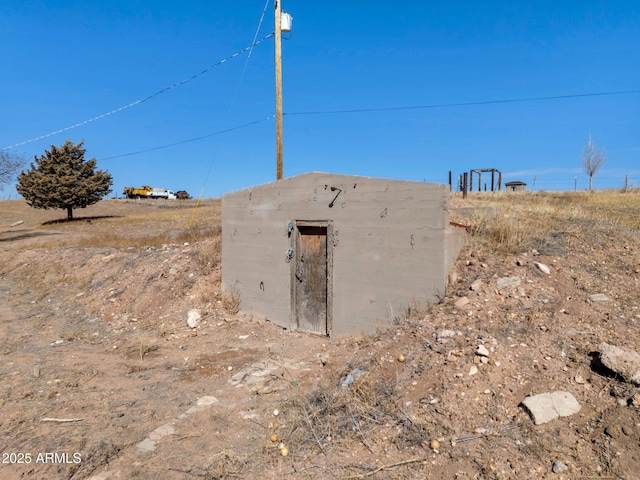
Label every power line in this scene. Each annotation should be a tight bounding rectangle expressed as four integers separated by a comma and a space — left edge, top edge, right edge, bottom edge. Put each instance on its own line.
195, 0, 272, 197
99, 115, 275, 161
284, 89, 640, 116
1, 33, 275, 151
97, 87, 640, 163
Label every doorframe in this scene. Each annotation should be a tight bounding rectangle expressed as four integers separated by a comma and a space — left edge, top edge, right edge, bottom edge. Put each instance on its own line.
289, 220, 333, 336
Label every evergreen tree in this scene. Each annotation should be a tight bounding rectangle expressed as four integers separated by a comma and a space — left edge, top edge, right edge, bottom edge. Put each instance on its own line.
16, 140, 113, 220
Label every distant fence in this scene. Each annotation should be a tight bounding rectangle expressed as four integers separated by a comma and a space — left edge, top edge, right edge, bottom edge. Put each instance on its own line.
449, 171, 639, 193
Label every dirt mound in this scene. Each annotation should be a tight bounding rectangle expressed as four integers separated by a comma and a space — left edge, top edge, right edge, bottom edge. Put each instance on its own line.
0, 194, 639, 479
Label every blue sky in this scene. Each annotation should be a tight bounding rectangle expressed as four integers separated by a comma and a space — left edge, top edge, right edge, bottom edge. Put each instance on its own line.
1, 1, 639, 198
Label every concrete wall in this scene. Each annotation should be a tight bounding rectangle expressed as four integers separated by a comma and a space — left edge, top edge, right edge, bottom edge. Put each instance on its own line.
222, 172, 457, 337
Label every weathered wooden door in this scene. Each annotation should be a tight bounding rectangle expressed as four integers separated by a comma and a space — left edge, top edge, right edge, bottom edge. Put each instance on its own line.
293, 224, 329, 335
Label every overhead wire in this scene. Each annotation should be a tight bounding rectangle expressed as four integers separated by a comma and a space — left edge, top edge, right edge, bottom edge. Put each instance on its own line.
99, 115, 275, 161
1, 32, 275, 151
97, 87, 640, 162
5, 16, 636, 163
284, 89, 640, 116
189, 0, 272, 225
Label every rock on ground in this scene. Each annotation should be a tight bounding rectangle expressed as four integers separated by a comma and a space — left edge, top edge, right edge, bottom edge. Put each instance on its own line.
597, 342, 640, 385
497, 276, 521, 290
521, 391, 581, 425
589, 293, 610, 302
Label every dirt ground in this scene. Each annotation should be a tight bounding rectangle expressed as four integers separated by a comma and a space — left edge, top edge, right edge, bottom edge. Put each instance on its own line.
0, 196, 639, 480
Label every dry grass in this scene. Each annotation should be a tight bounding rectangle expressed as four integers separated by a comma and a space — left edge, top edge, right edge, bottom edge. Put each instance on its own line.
122, 331, 160, 362
454, 189, 640, 254
192, 235, 222, 273
274, 364, 433, 462
200, 450, 251, 478
222, 285, 241, 314
17, 199, 223, 250
70, 223, 220, 250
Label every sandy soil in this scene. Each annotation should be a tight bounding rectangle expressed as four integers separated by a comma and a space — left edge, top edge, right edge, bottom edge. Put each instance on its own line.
0, 197, 639, 480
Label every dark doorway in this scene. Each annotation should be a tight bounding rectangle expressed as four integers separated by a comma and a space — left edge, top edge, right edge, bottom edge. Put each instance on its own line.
292, 222, 332, 335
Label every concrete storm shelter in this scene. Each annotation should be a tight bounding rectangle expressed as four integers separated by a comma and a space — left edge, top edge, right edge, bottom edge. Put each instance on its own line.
222, 172, 465, 337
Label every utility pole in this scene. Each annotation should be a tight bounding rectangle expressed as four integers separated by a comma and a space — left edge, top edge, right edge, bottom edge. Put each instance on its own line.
275, 0, 284, 180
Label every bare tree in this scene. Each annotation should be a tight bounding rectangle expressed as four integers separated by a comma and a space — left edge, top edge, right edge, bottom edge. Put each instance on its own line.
0, 150, 25, 191
582, 134, 606, 191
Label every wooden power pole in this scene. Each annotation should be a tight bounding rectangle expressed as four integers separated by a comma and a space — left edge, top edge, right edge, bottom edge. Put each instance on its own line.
275, 0, 284, 180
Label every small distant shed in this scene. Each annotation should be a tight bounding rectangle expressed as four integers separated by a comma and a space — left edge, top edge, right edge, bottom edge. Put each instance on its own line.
222, 172, 465, 337
505, 181, 527, 192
